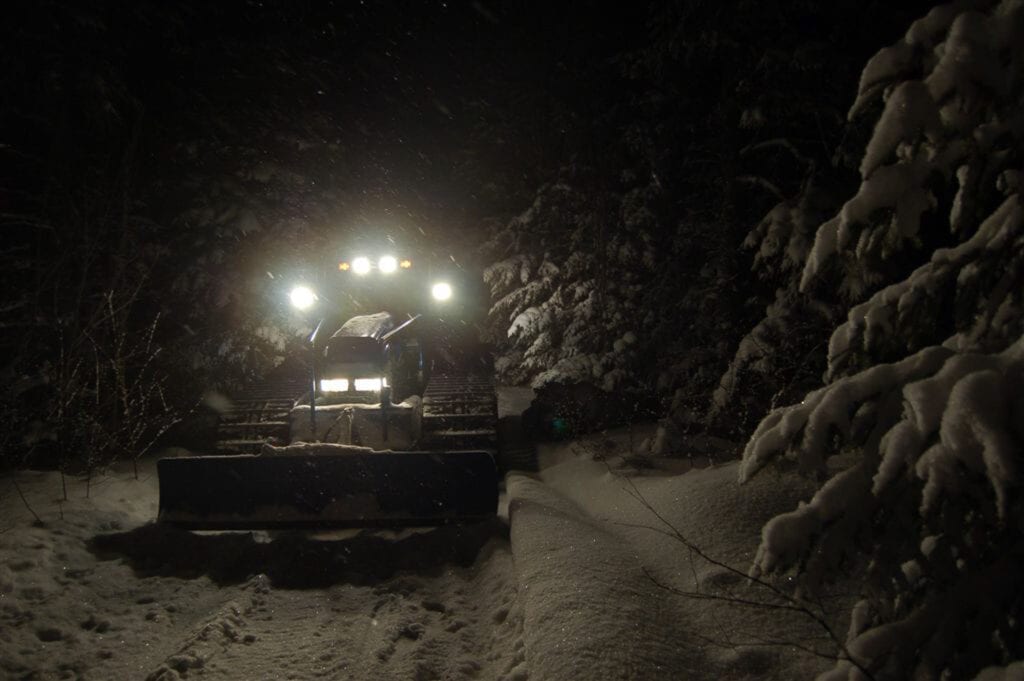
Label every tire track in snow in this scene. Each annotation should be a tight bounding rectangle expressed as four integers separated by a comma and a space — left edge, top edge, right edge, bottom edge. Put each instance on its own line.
143, 535, 526, 680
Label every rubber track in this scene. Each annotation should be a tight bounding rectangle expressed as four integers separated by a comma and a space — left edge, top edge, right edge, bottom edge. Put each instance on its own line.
215, 375, 310, 454
419, 373, 499, 452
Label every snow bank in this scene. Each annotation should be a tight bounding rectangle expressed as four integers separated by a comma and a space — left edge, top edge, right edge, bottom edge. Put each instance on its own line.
507, 474, 702, 680
507, 435, 845, 680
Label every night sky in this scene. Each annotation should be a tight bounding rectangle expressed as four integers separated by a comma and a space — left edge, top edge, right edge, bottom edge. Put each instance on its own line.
6, 2, 637, 244
4, 1, 934, 266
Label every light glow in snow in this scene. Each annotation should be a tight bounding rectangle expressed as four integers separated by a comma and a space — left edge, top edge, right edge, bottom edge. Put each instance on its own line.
378, 255, 398, 273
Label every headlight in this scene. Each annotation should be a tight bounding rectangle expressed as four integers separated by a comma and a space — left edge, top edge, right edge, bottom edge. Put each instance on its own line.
320, 378, 349, 392
352, 257, 371, 275
354, 377, 388, 391
378, 255, 398, 274
431, 282, 452, 301
289, 286, 316, 310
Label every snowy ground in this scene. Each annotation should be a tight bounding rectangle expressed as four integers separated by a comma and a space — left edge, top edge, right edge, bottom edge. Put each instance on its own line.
2, 390, 853, 680
0, 458, 525, 681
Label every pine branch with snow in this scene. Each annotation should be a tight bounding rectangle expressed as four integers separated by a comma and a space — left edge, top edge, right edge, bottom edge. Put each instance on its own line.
741, 2, 1024, 677
708, 178, 840, 437
802, 0, 1024, 303
483, 173, 657, 392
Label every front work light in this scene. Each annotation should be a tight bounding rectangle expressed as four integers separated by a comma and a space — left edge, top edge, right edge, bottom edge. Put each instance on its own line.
431, 282, 452, 301
352, 257, 371, 275
320, 378, 349, 393
378, 255, 398, 274
321, 377, 388, 392
289, 286, 317, 310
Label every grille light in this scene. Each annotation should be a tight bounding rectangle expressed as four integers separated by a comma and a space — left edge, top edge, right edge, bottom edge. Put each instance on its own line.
354, 377, 387, 391
320, 378, 349, 392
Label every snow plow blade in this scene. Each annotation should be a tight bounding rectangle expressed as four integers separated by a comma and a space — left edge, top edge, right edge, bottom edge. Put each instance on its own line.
157, 451, 498, 529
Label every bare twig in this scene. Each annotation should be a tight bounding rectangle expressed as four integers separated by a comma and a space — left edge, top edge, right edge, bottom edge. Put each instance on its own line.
740, 138, 814, 168
736, 175, 785, 201
11, 475, 43, 526
770, 341, 823, 410
609, 468, 876, 680
641, 565, 806, 613
678, 616, 837, 661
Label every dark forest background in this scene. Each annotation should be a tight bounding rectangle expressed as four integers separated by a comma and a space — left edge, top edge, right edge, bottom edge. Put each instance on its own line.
1, 0, 936, 470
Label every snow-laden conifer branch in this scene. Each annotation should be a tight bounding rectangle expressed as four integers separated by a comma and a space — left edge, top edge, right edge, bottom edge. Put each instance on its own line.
740, 1, 1024, 677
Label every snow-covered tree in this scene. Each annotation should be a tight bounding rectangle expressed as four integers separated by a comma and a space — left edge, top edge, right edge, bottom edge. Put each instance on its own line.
705, 172, 839, 437
640, 0, 934, 443
740, 2, 1024, 677
482, 0, 920, 409
484, 168, 658, 392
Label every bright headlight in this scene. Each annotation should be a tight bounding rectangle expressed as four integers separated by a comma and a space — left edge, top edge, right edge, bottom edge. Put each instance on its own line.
354, 377, 387, 391
320, 378, 349, 392
289, 286, 316, 310
378, 255, 398, 274
352, 257, 371, 275
431, 282, 452, 301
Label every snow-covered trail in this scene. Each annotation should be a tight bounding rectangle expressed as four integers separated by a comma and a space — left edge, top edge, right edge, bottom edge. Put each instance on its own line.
1, 461, 527, 681
134, 526, 526, 680
3, 384, 850, 681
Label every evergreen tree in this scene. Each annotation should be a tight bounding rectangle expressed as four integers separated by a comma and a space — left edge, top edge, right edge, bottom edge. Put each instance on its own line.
740, 3, 1024, 676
